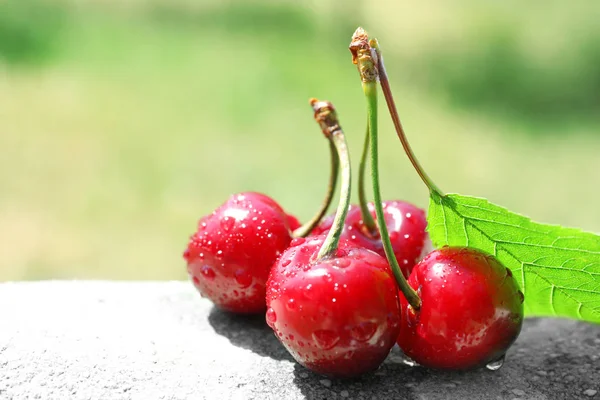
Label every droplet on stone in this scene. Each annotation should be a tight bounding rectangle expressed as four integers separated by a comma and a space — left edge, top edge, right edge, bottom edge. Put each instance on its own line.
486, 354, 505, 371
401, 354, 419, 367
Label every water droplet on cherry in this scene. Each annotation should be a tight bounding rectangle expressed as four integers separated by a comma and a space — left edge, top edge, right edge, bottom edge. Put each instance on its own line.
220, 217, 235, 232
350, 321, 378, 342
312, 330, 340, 350
289, 238, 306, 247
266, 308, 277, 326
200, 266, 215, 280
234, 269, 252, 288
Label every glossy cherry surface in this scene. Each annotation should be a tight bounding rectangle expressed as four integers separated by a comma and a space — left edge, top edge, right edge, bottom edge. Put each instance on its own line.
397, 246, 524, 370
313, 201, 428, 277
184, 192, 296, 313
265, 235, 401, 378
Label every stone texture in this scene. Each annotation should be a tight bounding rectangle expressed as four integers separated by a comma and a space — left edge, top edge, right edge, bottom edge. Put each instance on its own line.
0, 281, 599, 400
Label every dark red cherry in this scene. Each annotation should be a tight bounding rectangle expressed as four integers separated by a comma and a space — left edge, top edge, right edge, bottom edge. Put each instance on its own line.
184, 192, 296, 313
313, 201, 428, 277
265, 235, 401, 378
397, 246, 524, 370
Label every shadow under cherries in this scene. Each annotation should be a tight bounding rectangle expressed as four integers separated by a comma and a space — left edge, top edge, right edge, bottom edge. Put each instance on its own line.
207, 306, 293, 361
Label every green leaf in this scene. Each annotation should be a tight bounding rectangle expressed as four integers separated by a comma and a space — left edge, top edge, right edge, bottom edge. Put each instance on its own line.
427, 192, 600, 323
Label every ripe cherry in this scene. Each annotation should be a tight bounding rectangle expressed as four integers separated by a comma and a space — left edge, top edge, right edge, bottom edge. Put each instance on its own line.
313, 201, 428, 277
266, 235, 401, 378
359, 33, 525, 370
266, 99, 401, 378
184, 192, 295, 313
397, 247, 524, 369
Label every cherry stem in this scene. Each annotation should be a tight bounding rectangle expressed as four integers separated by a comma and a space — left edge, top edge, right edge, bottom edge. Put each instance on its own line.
309, 99, 352, 261
370, 38, 444, 198
293, 138, 339, 238
350, 27, 421, 310
358, 123, 377, 233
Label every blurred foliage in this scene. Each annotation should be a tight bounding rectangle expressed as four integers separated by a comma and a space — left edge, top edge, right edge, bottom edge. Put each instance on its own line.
425, 28, 600, 126
0, 0, 68, 64
1, 0, 599, 281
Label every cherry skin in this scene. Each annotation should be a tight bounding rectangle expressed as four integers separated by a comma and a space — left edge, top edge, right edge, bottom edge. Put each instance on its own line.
184, 192, 297, 313
397, 246, 524, 370
265, 235, 401, 378
313, 201, 428, 277
244, 191, 301, 231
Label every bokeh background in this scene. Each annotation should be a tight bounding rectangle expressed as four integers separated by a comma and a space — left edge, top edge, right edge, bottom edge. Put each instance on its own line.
1, 0, 599, 281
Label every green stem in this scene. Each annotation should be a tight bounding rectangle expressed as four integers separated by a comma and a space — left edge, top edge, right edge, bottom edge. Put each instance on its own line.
310, 101, 352, 261
358, 122, 377, 233
370, 39, 443, 197
364, 81, 422, 310
293, 139, 339, 238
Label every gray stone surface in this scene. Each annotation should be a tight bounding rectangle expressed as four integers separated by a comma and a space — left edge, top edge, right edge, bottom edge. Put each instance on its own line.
0, 281, 598, 400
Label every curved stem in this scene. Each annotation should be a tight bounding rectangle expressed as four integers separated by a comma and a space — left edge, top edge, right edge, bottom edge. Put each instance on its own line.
358, 122, 377, 233
364, 81, 422, 310
309, 100, 352, 261
293, 139, 339, 238
370, 39, 444, 198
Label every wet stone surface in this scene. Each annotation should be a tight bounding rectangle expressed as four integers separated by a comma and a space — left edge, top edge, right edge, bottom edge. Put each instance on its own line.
0, 281, 599, 400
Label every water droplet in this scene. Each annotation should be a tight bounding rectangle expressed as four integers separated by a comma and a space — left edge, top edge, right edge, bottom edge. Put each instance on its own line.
289, 334, 295, 340
312, 330, 340, 350
486, 355, 505, 371
220, 217, 235, 232
286, 298, 297, 311
517, 290, 525, 303
200, 266, 215, 280
298, 341, 305, 347
234, 270, 252, 288
404, 234, 410, 239
402, 355, 419, 367
351, 321, 378, 342
281, 259, 291, 267
289, 238, 306, 247
405, 212, 412, 218
335, 258, 351, 268
332, 298, 337, 303
216, 250, 223, 259
266, 308, 277, 326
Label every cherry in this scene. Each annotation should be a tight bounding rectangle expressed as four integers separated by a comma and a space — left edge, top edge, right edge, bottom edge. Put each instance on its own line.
266, 235, 401, 378
266, 99, 401, 378
184, 192, 295, 313
397, 247, 524, 369
244, 191, 302, 231
312, 201, 428, 277
359, 32, 526, 370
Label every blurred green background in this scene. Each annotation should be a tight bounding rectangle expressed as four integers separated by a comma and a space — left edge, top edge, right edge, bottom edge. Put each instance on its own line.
1, 0, 599, 281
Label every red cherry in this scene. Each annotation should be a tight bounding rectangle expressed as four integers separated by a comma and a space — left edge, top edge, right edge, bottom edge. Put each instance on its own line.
243, 191, 301, 231
313, 201, 428, 277
184, 192, 295, 313
265, 235, 401, 378
397, 246, 524, 370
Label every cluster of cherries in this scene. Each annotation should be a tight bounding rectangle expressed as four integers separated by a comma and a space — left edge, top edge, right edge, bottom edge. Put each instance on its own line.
184, 28, 525, 378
